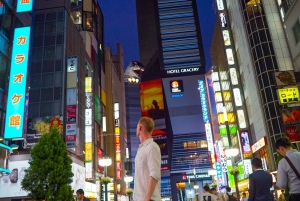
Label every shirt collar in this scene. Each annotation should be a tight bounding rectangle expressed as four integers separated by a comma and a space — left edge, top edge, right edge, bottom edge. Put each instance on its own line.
255, 168, 263, 171
287, 149, 297, 156
139, 138, 153, 147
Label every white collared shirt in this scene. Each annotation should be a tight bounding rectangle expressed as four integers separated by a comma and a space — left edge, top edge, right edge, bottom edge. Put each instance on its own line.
133, 138, 161, 201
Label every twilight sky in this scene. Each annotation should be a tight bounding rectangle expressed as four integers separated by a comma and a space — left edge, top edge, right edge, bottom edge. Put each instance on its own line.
99, 0, 216, 72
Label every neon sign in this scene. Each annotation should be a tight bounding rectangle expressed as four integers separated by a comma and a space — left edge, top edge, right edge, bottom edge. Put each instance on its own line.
4, 27, 31, 139
198, 79, 209, 122
17, 0, 33, 13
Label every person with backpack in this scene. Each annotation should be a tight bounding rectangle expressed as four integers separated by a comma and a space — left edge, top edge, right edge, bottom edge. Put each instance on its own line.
224, 187, 236, 201
248, 158, 273, 201
276, 137, 300, 201
202, 185, 216, 201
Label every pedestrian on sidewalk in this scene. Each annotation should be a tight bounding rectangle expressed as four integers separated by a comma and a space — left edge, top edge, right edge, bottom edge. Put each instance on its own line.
276, 137, 300, 201
248, 158, 273, 201
133, 117, 161, 201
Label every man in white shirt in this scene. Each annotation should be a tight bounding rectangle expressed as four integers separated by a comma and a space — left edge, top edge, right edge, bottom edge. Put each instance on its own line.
202, 186, 216, 201
133, 117, 161, 201
211, 187, 224, 201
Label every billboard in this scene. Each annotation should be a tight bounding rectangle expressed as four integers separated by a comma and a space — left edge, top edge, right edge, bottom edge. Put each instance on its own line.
140, 79, 167, 156
26, 115, 63, 140
0, 160, 30, 198
71, 163, 85, 195
282, 107, 300, 125
4, 27, 31, 139
17, 0, 33, 12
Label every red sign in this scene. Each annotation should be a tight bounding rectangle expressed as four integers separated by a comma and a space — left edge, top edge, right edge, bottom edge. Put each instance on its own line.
116, 170, 122, 180
115, 136, 120, 144
116, 162, 122, 170
65, 135, 76, 141
286, 126, 300, 141
115, 144, 121, 152
67, 105, 76, 122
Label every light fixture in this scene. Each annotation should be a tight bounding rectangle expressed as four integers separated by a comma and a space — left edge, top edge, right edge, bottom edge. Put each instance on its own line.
10, 144, 19, 150
0, 138, 3, 141
193, 185, 199, 189
99, 157, 112, 167
208, 169, 217, 175
124, 175, 133, 183
225, 148, 239, 157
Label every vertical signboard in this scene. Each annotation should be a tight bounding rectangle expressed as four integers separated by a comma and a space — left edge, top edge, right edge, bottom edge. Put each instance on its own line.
16, 0, 33, 12
114, 103, 122, 180
198, 80, 209, 122
4, 27, 31, 139
85, 77, 93, 180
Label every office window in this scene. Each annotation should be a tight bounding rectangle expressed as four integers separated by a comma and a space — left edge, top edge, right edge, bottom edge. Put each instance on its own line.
0, 53, 8, 89
292, 20, 300, 44
1, 5, 13, 38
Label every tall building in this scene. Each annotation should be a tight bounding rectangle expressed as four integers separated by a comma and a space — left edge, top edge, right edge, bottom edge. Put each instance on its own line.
209, 0, 300, 196
0, 0, 32, 182
0, 0, 105, 200
136, 0, 213, 200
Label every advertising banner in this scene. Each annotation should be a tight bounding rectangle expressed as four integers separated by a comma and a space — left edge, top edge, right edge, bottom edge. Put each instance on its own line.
282, 107, 300, 125
240, 131, 251, 154
66, 105, 76, 123
277, 87, 300, 104
275, 71, 296, 86
17, 0, 33, 12
94, 94, 101, 123
0, 160, 30, 197
71, 163, 85, 195
4, 27, 31, 139
285, 126, 300, 141
26, 115, 63, 140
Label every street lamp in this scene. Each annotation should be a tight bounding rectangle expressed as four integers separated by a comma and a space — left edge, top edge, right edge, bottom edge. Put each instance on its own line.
99, 116, 112, 201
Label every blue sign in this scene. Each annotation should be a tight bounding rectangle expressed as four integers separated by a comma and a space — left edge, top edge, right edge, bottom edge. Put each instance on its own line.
4, 27, 31, 139
171, 93, 184, 98
17, 0, 33, 12
0, 2, 3, 15
198, 79, 209, 122
216, 162, 222, 179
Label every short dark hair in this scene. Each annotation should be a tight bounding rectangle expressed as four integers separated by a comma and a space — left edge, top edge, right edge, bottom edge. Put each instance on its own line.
251, 158, 263, 168
281, 189, 285, 193
76, 189, 84, 195
275, 137, 292, 149
203, 185, 210, 192
226, 186, 231, 192
211, 187, 216, 191
242, 192, 246, 196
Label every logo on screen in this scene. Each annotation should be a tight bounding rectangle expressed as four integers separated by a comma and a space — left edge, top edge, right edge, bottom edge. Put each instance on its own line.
170, 80, 183, 93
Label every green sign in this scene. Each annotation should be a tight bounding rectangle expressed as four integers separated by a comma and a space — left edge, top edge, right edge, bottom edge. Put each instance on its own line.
227, 161, 235, 188
94, 94, 101, 123
219, 125, 237, 136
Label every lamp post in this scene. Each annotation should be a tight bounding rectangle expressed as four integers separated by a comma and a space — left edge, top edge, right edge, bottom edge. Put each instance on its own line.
99, 116, 112, 201
223, 106, 240, 199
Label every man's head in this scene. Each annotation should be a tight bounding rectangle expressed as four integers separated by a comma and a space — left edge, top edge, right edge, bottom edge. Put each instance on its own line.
281, 189, 285, 193
203, 185, 210, 193
251, 158, 263, 171
275, 137, 292, 157
76, 189, 84, 200
242, 192, 246, 197
226, 186, 231, 193
211, 188, 217, 195
136, 117, 154, 139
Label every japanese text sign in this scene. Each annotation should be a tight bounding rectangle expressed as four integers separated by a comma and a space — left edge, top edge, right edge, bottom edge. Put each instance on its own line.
277, 87, 300, 104
4, 27, 31, 139
198, 79, 209, 122
17, 0, 33, 13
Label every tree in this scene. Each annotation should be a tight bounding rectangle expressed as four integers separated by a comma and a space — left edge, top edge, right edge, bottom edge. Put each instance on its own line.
21, 128, 74, 201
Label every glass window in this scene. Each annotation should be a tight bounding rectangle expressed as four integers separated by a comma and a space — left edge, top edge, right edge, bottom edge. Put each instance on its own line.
57, 21, 64, 32
29, 103, 40, 118
53, 101, 61, 115
40, 102, 53, 116
44, 46, 55, 59
1, 6, 13, 38
43, 60, 55, 73
33, 47, 43, 60
0, 54, 8, 89
29, 89, 41, 103
41, 88, 53, 102
45, 22, 56, 34
31, 61, 42, 74
54, 87, 62, 100
42, 73, 54, 87
30, 74, 42, 89
57, 11, 63, 20
292, 20, 300, 44
56, 45, 63, 58
54, 72, 62, 86
44, 35, 56, 46
35, 23, 44, 35
45, 12, 56, 21
0, 89, 3, 108
33, 36, 44, 47
56, 34, 63, 45
55, 60, 62, 71
35, 14, 45, 23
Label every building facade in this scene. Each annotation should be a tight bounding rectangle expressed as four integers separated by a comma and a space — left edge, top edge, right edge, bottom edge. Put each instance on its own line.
136, 0, 212, 200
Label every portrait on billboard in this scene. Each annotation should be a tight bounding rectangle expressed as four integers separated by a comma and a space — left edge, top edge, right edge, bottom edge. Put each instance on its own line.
140, 79, 165, 120
240, 131, 251, 154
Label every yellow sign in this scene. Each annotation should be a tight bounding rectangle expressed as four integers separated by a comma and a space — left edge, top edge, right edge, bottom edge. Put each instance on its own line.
278, 87, 300, 104
85, 77, 92, 93
85, 142, 93, 162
